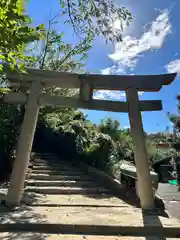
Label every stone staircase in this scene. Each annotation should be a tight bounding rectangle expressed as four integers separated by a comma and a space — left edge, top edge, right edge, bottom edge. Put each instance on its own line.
25, 153, 110, 195
1, 153, 180, 239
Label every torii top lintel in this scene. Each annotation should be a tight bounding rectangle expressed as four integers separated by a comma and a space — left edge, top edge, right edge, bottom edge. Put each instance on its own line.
5, 67, 177, 92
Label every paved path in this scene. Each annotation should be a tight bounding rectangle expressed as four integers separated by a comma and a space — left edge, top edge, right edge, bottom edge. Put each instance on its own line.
157, 183, 180, 219
1, 153, 180, 239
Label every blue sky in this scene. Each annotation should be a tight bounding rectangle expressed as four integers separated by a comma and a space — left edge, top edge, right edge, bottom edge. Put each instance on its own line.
27, 0, 180, 133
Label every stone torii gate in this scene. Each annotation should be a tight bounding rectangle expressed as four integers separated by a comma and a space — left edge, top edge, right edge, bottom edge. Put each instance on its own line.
2, 68, 177, 210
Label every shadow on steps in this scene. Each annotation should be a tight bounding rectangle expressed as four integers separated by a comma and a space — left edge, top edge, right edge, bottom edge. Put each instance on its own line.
0, 222, 179, 238
25, 203, 128, 208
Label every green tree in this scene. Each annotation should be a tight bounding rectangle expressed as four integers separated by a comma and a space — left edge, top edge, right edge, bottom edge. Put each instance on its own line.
0, 0, 44, 181
169, 95, 180, 189
27, 14, 91, 72
117, 128, 133, 160
0, 0, 132, 73
0, 101, 21, 181
169, 95, 180, 147
59, 0, 132, 43
0, 0, 43, 72
26, 16, 92, 129
98, 117, 120, 141
98, 118, 133, 160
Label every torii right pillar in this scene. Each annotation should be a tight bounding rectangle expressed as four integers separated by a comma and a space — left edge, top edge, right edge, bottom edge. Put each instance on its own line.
126, 88, 155, 210
125, 73, 177, 210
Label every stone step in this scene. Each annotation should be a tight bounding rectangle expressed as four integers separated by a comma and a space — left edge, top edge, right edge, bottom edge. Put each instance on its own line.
29, 174, 91, 181
35, 157, 63, 161
31, 168, 77, 173
33, 160, 69, 164
23, 193, 123, 206
32, 162, 76, 166
34, 153, 59, 158
30, 172, 85, 177
27, 180, 95, 187
1, 233, 159, 240
32, 165, 76, 170
31, 169, 83, 175
33, 158, 58, 162
34, 159, 69, 165
36, 158, 65, 161
34, 155, 64, 159
35, 157, 59, 160
26, 186, 110, 195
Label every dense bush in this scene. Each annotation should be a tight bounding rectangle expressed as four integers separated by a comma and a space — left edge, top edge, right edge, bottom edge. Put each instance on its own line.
0, 103, 20, 181
32, 111, 123, 178
85, 133, 119, 176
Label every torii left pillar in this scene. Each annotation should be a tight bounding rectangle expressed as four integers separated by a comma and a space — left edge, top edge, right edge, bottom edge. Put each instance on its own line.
6, 81, 42, 207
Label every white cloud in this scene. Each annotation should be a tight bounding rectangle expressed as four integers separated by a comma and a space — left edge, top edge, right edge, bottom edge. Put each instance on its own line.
96, 67, 144, 101
96, 67, 126, 100
109, 10, 171, 71
97, 9, 171, 101
123, 125, 130, 129
94, 90, 126, 100
100, 68, 112, 75
165, 59, 180, 74
100, 65, 125, 75
94, 90, 144, 101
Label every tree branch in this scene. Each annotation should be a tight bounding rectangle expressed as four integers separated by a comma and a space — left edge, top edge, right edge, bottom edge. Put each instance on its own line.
39, 19, 51, 69
66, 0, 79, 37
39, 10, 59, 69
